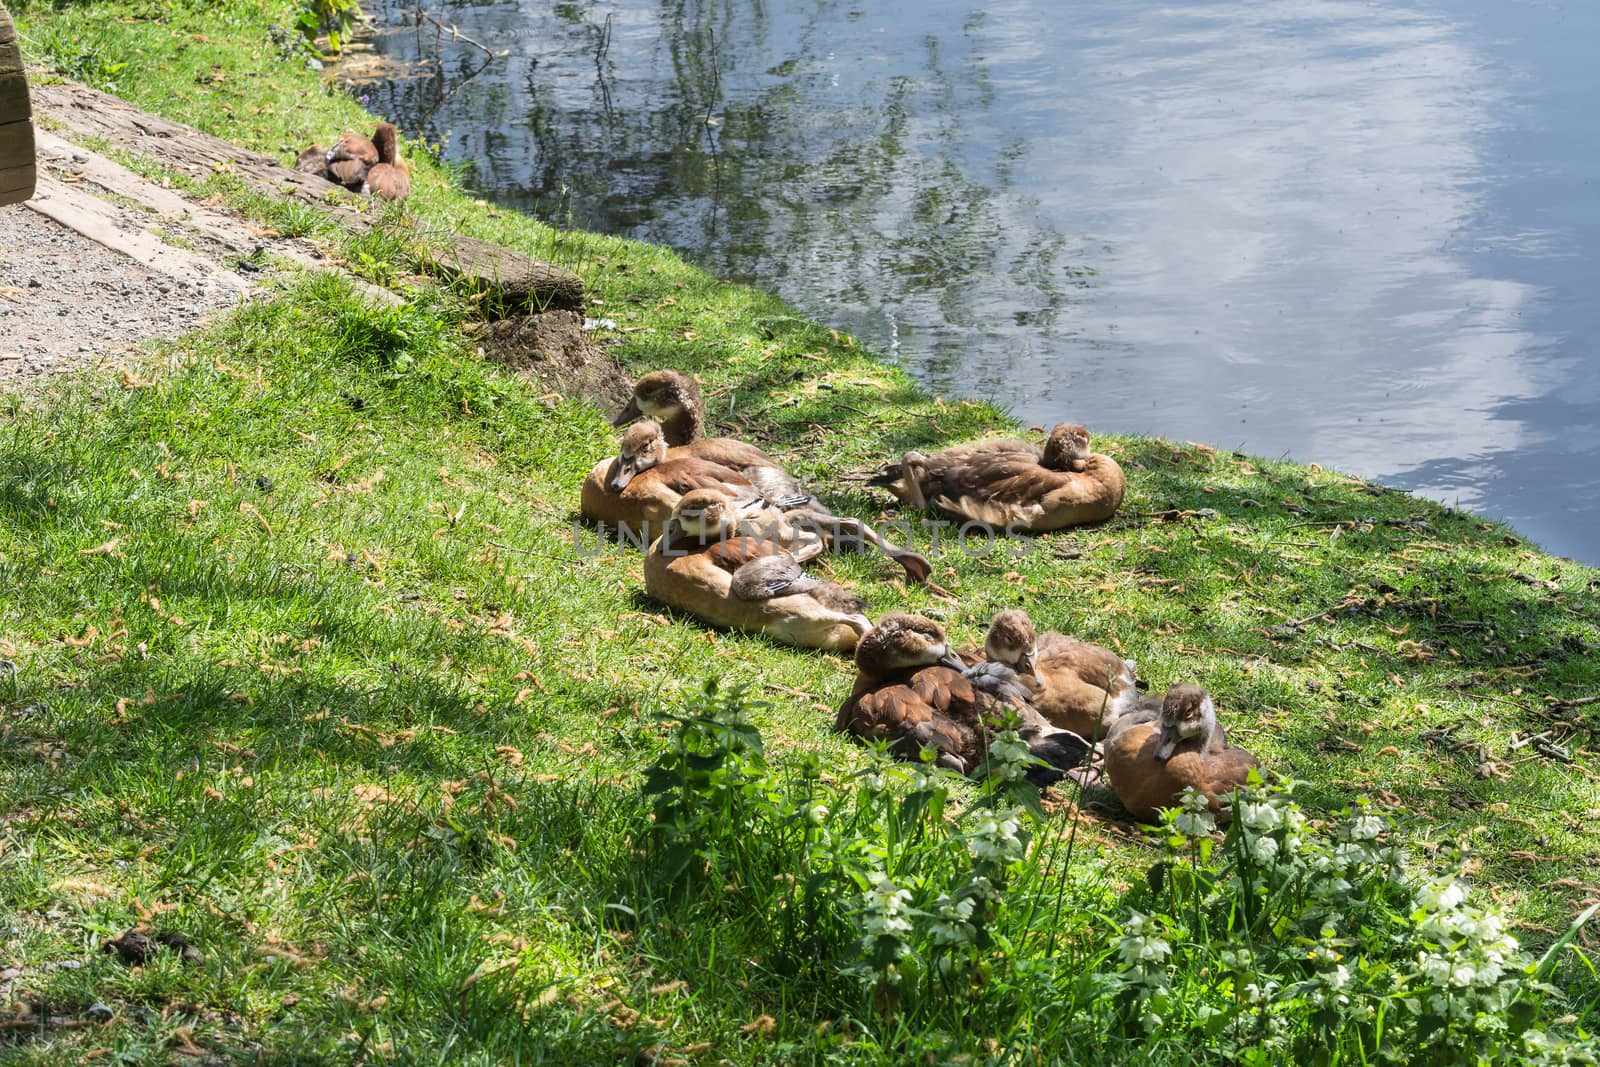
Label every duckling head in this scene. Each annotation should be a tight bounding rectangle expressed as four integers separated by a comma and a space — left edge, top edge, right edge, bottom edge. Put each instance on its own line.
614, 370, 700, 427
669, 487, 736, 542
606, 420, 669, 490
1042, 423, 1092, 473
372, 122, 401, 164
983, 609, 1040, 683
1154, 683, 1216, 762
855, 613, 966, 676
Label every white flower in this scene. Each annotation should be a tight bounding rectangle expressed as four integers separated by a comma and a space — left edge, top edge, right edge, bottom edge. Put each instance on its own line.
1174, 809, 1216, 837
1238, 801, 1281, 832
990, 733, 1032, 765
1416, 879, 1467, 913
1322, 964, 1351, 990
928, 893, 976, 947
1250, 834, 1280, 863
1219, 948, 1254, 970
967, 806, 1025, 862
1347, 814, 1385, 840
807, 804, 829, 824
1117, 912, 1172, 967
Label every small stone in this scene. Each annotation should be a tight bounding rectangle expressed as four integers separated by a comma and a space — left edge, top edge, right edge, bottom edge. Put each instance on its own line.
86, 1001, 114, 1023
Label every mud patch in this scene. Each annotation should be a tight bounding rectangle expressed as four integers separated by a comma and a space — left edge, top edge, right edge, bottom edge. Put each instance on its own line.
472, 310, 632, 411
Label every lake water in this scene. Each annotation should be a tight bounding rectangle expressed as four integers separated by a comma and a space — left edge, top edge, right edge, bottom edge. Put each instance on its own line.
363, 0, 1600, 563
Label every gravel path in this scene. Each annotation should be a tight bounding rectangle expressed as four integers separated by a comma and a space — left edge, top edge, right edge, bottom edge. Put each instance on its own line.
0, 202, 241, 384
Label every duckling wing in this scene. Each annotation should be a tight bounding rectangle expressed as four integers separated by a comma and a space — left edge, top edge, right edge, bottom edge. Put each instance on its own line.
1038, 634, 1134, 693
705, 535, 787, 574
328, 158, 368, 189
961, 661, 1035, 708
649, 457, 754, 496
729, 553, 820, 601
329, 131, 380, 166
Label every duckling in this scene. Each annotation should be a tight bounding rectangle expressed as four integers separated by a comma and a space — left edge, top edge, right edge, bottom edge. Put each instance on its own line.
295, 145, 330, 175
871, 423, 1126, 532
614, 369, 780, 472
609, 399, 932, 582
976, 609, 1140, 740
644, 490, 871, 651
361, 123, 411, 201
1102, 684, 1259, 824
835, 613, 1091, 785
580, 420, 766, 544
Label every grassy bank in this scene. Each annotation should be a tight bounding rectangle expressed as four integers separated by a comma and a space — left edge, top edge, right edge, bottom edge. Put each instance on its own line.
5, 1, 1600, 1062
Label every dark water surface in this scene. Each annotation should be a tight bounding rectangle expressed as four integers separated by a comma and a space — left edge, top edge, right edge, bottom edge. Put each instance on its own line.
364, 0, 1600, 562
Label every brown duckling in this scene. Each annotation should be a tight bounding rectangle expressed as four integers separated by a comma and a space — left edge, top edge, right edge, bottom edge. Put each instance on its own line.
361, 123, 410, 201
871, 423, 1125, 532
976, 609, 1140, 740
295, 145, 331, 175
607, 402, 932, 582
580, 420, 768, 544
644, 490, 870, 651
835, 613, 1091, 785
614, 369, 781, 473
1102, 684, 1259, 823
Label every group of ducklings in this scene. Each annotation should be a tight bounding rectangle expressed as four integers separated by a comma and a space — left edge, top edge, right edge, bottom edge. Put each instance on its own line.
295, 122, 412, 201
581, 370, 1259, 823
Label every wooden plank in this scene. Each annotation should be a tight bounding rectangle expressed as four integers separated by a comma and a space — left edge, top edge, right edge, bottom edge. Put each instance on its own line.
24, 173, 250, 293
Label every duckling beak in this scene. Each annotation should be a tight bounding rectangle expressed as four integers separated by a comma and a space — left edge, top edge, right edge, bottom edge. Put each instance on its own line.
606, 456, 640, 491
1153, 726, 1180, 763
1017, 649, 1041, 685
612, 397, 643, 427
660, 518, 698, 556
938, 645, 967, 671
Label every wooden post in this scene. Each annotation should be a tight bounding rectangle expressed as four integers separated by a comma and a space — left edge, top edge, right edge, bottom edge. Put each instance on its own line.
0, 1, 36, 205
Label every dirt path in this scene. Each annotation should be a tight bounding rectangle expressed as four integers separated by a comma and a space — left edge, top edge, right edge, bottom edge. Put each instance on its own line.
0, 92, 377, 386
2, 78, 595, 399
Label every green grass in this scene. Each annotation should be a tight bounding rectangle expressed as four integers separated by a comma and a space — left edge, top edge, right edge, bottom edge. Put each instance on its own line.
3, 1, 1600, 1062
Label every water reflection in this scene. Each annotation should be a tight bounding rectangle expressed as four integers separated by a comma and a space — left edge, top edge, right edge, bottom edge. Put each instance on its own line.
364, 0, 1600, 561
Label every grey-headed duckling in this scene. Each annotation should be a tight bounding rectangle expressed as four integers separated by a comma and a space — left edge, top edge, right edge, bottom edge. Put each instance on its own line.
1102, 684, 1259, 824
644, 489, 869, 652
871, 423, 1125, 532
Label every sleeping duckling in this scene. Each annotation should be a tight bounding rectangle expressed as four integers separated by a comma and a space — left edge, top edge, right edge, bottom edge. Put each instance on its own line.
1102, 684, 1259, 824
835, 613, 1091, 785
644, 489, 870, 651
580, 420, 769, 544
327, 126, 383, 184
977, 609, 1140, 741
614, 369, 780, 473
871, 423, 1126, 532
605, 408, 932, 582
